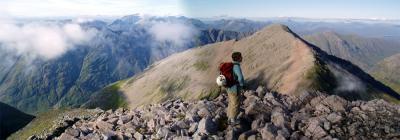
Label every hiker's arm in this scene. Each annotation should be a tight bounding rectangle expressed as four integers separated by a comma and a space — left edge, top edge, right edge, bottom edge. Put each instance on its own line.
233, 65, 245, 87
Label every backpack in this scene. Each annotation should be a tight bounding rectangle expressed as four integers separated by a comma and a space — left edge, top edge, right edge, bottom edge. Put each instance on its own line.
217, 62, 238, 87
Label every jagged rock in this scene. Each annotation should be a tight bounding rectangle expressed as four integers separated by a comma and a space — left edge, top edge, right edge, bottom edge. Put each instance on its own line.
107, 117, 119, 125
147, 119, 156, 132
256, 86, 266, 98
155, 127, 170, 139
278, 127, 291, 138
271, 107, 286, 128
326, 113, 342, 123
188, 122, 198, 134
238, 130, 258, 140
304, 119, 327, 139
323, 121, 331, 131
80, 133, 101, 140
197, 116, 217, 134
276, 133, 286, 140
134, 132, 144, 140
321, 96, 348, 112
247, 134, 257, 140
198, 108, 211, 118
101, 130, 117, 140
193, 134, 207, 140
260, 123, 278, 139
58, 133, 78, 140
251, 118, 264, 130
42, 89, 400, 140
96, 120, 113, 131
64, 128, 80, 137
117, 115, 133, 125
315, 104, 331, 114
171, 120, 190, 131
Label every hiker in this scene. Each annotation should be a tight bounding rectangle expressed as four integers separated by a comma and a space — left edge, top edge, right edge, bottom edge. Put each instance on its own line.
217, 52, 245, 125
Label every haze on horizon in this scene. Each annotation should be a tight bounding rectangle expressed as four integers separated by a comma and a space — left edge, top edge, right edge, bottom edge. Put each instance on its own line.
0, 0, 399, 20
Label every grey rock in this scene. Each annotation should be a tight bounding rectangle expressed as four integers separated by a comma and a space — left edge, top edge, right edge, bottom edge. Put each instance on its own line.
118, 115, 133, 125
155, 127, 170, 139
107, 117, 119, 125
322, 96, 348, 112
197, 108, 211, 118
101, 130, 117, 140
196, 116, 217, 134
96, 120, 114, 130
64, 128, 80, 137
304, 119, 327, 139
271, 107, 286, 128
323, 121, 331, 131
171, 120, 190, 131
188, 123, 198, 134
326, 113, 342, 124
58, 133, 78, 140
147, 119, 156, 132
256, 86, 265, 98
134, 132, 144, 140
260, 123, 277, 140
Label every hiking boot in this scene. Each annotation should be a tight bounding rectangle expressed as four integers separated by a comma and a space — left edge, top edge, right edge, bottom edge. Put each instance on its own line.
228, 118, 240, 126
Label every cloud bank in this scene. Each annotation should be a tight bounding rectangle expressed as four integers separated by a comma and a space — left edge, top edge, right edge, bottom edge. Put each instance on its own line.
0, 21, 96, 60
148, 21, 198, 46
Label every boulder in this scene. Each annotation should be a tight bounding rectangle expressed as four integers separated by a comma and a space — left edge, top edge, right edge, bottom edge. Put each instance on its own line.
260, 123, 277, 140
196, 116, 217, 134
304, 119, 327, 139
134, 132, 144, 140
58, 133, 78, 140
256, 86, 266, 98
271, 107, 286, 128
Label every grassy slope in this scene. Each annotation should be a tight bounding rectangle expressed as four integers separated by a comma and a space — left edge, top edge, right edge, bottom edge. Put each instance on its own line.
82, 80, 128, 110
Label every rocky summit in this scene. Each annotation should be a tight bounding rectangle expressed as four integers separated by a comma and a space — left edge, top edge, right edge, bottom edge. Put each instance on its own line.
28, 86, 400, 140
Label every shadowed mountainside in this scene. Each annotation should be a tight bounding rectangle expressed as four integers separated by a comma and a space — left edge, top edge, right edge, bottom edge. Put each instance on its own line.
0, 102, 35, 139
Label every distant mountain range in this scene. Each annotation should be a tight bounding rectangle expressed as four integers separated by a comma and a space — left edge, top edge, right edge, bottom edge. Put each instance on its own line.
304, 31, 400, 70
1, 15, 399, 115
90, 24, 398, 109
0, 15, 248, 114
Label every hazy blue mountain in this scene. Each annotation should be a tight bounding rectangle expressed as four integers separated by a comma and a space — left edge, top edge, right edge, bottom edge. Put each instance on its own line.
204, 18, 268, 33
304, 31, 400, 70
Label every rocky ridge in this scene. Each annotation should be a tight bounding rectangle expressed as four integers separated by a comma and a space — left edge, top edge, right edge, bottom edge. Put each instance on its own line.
31, 86, 400, 140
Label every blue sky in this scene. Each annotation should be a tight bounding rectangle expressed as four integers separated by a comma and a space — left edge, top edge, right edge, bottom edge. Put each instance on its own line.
0, 0, 399, 19
182, 0, 400, 19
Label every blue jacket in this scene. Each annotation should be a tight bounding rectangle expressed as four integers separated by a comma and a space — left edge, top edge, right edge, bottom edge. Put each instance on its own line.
227, 61, 244, 93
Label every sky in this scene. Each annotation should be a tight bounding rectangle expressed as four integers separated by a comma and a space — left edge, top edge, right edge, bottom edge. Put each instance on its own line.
0, 0, 399, 19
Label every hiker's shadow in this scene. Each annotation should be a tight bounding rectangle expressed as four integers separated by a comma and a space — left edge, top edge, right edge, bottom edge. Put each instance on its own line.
246, 71, 267, 90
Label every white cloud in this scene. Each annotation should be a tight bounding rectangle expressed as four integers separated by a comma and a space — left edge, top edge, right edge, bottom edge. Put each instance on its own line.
148, 21, 198, 46
0, 21, 96, 60
0, 0, 184, 17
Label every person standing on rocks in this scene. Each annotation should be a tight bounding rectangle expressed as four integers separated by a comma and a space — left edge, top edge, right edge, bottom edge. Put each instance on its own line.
218, 52, 245, 125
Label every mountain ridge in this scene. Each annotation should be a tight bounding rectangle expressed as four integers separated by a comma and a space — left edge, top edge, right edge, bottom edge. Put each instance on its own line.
94, 24, 399, 109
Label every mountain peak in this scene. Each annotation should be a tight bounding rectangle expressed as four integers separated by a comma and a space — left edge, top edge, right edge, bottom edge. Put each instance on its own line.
262, 23, 291, 32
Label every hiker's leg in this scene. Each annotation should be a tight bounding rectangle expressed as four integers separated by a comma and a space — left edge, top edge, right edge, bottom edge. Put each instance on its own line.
227, 88, 239, 120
